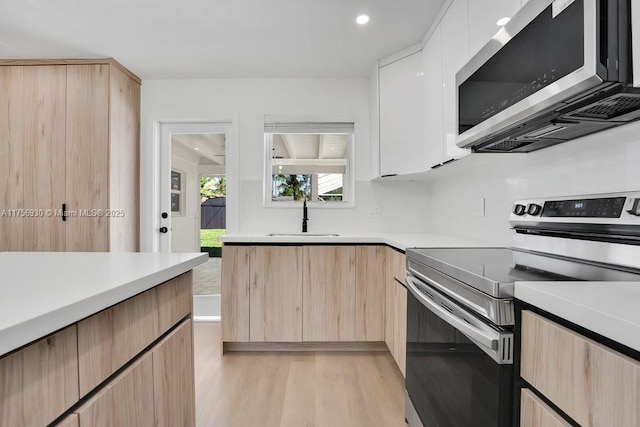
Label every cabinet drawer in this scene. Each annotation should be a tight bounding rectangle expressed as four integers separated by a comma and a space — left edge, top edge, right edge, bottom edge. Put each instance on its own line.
0, 326, 79, 427
521, 310, 640, 427
75, 349, 154, 427
78, 273, 192, 396
520, 389, 570, 427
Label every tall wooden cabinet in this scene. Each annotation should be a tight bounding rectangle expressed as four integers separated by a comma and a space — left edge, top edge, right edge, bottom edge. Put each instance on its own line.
0, 59, 140, 252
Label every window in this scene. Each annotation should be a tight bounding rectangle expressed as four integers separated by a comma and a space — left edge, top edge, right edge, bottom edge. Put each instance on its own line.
171, 169, 184, 215
264, 119, 354, 207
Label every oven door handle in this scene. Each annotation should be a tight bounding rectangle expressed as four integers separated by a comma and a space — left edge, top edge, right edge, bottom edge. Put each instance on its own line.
406, 275, 502, 354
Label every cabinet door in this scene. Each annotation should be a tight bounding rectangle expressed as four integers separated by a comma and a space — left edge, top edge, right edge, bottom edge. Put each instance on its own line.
250, 246, 303, 342
76, 350, 154, 427
422, 26, 446, 169
522, 310, 640, 426
303, 246, 356, 341
65, 64, 110, 251
384, 248, 396, 353
468, 0, 522, 58
393, 282, 407, 377
379, 50, 426, 176
355, 246, 386, 341
520, 389, 571, 427
0, 326, 79, 427
222, 245, 250, 342
441, 0, 471, 160
153, 320, 195, 427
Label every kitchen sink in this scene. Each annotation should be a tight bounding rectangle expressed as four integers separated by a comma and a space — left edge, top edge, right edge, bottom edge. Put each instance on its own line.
266, 233, 340, 237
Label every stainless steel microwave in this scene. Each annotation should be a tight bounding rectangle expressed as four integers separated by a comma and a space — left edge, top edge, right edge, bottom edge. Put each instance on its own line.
456, 0, 640, 153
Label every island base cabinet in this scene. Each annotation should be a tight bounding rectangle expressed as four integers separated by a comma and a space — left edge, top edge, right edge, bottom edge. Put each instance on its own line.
0, 326, 79, 427
520, 389, 571, 427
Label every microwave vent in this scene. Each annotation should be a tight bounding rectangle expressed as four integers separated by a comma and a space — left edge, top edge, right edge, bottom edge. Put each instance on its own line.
568, 94, 640, 120
485, 139, 535, 152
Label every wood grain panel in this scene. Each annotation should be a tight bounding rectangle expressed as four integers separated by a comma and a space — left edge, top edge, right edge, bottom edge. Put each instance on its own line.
520, 389, 571, 427
521, 310, 640, 427
77, 288, 158, 396
108, 64, 140, 252
156, 271, 192, 333
65, 64, 110, 251
75, 351, 154, 427
0, 58, 141, 84
153, 320, 196, 427
385, 248, 395, 353
391, 249, 406, 283
355, 246, 386, 341
250, 246, 303, 342
0, 326, 79, 426
56, 414, 80, 427
0, 66, 25, 251
221, 245, 250, 342
303, 246, 355, 341
22, 65, 67, 251
393, 282, 407, 377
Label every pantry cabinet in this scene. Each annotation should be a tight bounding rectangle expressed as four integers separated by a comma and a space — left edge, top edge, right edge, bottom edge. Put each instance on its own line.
0, 59, 140, 252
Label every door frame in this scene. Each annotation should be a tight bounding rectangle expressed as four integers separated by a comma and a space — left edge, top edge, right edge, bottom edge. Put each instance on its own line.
140, 120, 237, 253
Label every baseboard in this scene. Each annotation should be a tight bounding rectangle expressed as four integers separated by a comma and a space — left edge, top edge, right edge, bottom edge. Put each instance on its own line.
223, 341, 388, 353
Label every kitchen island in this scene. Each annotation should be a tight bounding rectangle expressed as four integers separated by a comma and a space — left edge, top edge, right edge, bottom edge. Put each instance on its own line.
0, 251, 207, 427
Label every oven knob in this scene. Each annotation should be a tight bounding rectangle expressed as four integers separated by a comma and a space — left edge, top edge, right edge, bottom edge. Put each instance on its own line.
512, 204, 526, 216
627, 198, 640, 216
527, 203, 542, 216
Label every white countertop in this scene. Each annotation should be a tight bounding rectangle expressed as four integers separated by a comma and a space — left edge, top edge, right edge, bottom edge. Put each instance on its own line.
219, 232, 495, 251
0, 252, 207, 356
515, 281, 640, 353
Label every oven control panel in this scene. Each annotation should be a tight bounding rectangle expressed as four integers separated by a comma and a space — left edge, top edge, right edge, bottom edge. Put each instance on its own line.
510, 191, 640, 225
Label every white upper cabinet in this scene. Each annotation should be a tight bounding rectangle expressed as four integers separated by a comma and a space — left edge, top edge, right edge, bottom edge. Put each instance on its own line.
441, 0, 471, 160
379, 49, 426, 176
468, 0, 523, 58
422, 26, 445, 169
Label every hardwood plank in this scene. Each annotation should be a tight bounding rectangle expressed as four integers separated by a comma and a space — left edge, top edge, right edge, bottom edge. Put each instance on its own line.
108, 64, 140, 251
65, 64, 110, 251
22, 65, 67, 251
520, 389, 571, 427
0, 66, 25, 251
194, 322, 405, 427
153, 320, 196, 427
521, 310, 640, 427
250, 246, 303, 342
75, 351, 154, 427
0, 326, 79, 427
355, 246, 386, 341
221, 245, 250, 342
303, 246, 356, 341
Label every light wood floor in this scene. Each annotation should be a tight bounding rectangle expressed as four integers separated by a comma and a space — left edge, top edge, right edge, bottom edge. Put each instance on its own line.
194, 322, 407, 427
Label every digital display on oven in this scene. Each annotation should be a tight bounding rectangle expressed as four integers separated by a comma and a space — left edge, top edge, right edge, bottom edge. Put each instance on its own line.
541, 197, 626, 218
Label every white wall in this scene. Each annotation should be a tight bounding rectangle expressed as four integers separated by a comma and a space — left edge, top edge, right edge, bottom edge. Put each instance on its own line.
427, 122, 640, 246
170, 148, 200, 252
141, 78, 431, 238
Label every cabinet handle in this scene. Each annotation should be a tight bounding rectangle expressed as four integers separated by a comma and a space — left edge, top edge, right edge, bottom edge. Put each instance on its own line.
62, 203, 67, 222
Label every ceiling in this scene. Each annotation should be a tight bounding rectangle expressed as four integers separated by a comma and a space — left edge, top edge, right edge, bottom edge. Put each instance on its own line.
273, 134, 347, 160
0, 0, 446, 79
172, 133, 225, 165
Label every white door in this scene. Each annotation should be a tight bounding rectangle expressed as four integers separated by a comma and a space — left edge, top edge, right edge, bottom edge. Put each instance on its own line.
156, 122, 234, 253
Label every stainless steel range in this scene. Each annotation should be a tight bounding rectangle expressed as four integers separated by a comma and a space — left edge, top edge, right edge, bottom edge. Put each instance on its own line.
404, 191, 640, 427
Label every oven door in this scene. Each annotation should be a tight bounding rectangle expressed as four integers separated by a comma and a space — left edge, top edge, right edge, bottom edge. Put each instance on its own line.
405, 274, 514, 427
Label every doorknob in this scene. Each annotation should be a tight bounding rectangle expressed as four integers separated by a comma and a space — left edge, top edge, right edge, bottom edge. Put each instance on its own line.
159, 227, 168, 233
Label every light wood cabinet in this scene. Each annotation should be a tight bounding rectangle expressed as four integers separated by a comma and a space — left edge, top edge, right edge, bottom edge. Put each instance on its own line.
153, 319, 196, 427
520, 389, 571, 427
355, 246, 386, 341
250, 246, 303, 342
0, 326, 79, 427
379, 50, 426, 176
57, 414, 80, 427
75, 350, 155, 427
303, 246, 356, 341
0, 59, 140, 252
384, 247, 407, 376
221, 245, 250, 342
521, 310, 640, 427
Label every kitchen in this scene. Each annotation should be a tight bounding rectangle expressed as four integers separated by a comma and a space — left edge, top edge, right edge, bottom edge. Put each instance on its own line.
1, 0, 640, 426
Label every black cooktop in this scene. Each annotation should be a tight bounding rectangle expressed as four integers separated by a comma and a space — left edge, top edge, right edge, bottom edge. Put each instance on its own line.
406, 247, 640, 298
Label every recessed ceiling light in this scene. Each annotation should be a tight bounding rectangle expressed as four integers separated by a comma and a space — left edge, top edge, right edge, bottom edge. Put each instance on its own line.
496, 17, 510, 26
356, 15, 370, 25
